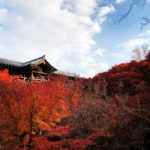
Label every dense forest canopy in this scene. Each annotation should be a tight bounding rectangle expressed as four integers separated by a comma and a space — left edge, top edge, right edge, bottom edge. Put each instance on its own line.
0, 52, 150, 149
1, 0, 150, 149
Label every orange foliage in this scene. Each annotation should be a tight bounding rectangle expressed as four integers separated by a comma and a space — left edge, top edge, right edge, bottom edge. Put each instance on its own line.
0, 70, 79, 149
1, 54, 150, 149
0, 69, 14, 81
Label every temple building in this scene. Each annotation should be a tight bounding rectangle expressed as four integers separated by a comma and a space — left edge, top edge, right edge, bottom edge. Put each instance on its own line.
0, 55, 57, 81
0, 55, 79, 81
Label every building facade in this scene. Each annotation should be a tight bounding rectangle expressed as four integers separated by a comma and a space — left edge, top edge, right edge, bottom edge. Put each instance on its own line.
0, 55, 57, 81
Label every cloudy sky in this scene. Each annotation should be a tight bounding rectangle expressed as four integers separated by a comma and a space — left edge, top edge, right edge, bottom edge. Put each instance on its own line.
0, 0, 150, 77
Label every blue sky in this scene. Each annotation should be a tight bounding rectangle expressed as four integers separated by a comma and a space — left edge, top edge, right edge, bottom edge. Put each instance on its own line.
0, 0, 150, 77
93, 0, 150, 75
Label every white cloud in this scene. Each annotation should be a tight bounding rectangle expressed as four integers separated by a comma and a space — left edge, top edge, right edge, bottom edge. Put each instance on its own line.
97, 5, 115, 24
137, 30, 150, 37
116, 0, 126, 4
116, 33, 150, 62
74, 0, 97, 16
119, 38, 150, 50
147, 30, 150, 34
0, 7, 8, 20
94, 48, 106, 57
0, 0, 114, 77
99, 62, 109, 70
99, 5, 115, 17
0, 26, 3, 31
79, 55, 109, 77
111, 52, 124, 58
62, 0, 97, 16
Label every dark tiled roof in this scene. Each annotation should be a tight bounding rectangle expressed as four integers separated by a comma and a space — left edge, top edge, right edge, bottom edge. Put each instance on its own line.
53, 70, 79, 77
0, 55, 53, 67
0, 57, 23, 66
23, 55, 46, 66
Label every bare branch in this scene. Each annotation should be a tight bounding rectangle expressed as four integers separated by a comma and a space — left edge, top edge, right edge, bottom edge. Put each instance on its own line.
141, 17, 150, 29
114, 0, 149, 27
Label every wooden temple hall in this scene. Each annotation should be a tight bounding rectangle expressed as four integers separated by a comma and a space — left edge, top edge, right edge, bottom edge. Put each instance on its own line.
0, 55, 57, 81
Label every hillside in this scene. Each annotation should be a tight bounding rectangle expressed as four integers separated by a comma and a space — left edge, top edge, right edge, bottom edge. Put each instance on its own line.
0, 54, 150, 150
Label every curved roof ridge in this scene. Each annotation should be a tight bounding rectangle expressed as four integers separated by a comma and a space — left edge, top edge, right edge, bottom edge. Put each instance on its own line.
0, 57, 23, 66
23, 55, 45, 65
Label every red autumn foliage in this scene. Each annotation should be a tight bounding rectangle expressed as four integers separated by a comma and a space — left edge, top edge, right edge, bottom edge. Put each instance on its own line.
0, 53, 150, 149
93, 58, 150, 96
0, 70, 80, 149
146, 51, 150, 62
